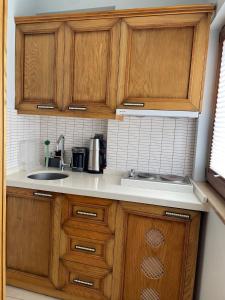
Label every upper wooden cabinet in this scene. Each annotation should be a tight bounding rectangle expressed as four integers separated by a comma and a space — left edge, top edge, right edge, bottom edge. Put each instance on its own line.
63, 19, 120, 117
15, 5, 214, 118
16, 22, 65, 112
117, 13, 211, 111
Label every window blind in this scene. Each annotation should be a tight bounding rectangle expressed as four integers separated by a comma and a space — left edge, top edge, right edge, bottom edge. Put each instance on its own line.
210, 40, 225, 179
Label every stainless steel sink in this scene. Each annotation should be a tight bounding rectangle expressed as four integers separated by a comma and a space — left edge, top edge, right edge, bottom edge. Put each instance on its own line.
27, 173, 69, 180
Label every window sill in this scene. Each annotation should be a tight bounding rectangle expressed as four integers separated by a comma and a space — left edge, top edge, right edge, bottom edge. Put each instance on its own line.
195, 181, 225, 224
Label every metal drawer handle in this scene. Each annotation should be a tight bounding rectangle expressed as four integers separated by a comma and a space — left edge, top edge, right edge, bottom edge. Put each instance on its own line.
75, 245, 96, 253
76, 210, 97, 218
123, 102, 144, 107
73, 279, 94, 287
68, 106, 87, 111
37, 105, 55, 109
33, 192, 53, 198
165, 211, 191, 220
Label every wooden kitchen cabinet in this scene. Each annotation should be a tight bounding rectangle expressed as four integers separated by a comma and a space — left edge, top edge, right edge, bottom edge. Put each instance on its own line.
16, 22, 64, 112
117, 13, 211, 111
15, 5, 214, 118
58, 195, 117, 299
6, 187, 62, 292
63, 19, 120, 118
112, 202, 201, 300
6, 187, 201, 300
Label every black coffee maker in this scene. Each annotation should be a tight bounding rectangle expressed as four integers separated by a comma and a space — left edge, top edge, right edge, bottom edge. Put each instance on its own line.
71, 147, 89, 172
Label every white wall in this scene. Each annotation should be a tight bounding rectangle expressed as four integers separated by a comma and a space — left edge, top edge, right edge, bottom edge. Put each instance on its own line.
35, 0, 208, 13
193, 0, 225, 181
196, 209, 225, 300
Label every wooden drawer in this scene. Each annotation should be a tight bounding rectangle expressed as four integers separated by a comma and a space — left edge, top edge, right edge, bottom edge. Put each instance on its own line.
59, 260, 112, 300
61, 228, 114, 269
62, 195, 117, 234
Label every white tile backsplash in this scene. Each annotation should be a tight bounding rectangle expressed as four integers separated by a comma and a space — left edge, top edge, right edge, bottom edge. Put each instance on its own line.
7, 107, 40, 170
7, 111, 197, 177
39, 116, 107, 164
107, 116, 197, 176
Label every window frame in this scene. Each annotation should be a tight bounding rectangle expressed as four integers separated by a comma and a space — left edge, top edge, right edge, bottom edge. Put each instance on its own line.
207, 25, 225, 199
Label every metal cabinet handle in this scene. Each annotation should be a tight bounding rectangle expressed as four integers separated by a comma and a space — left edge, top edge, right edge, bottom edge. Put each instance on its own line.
75, 245, 96, 253
33, 192, 53, 198
123, 102, 144, 107
37, 105, 55, 109
165, 211, 191, 220
68, 106, 87, 111
76, 210, 97, 218
73, 279, 94, 287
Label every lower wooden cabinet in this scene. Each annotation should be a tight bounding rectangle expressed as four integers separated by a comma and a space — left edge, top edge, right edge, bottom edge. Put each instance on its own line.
6, 187, 62, 290
6, 187, 201, 300
112, 202, 201, 300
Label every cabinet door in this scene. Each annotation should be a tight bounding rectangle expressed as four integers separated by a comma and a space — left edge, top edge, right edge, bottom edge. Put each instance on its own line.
63, 19, 120, 118
16, 22, 64, 113
6, 187, 62, 289
117, 13, 210, 111
112, 202, 200, 300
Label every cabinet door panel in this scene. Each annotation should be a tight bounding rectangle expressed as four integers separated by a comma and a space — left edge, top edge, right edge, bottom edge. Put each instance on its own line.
24, 34, 55, 101
123, 214, 186, 300
128, 27, 193, 99
63, 19, 120, 118
117, 13, 210, 111
7, 194, 52, 276
16, 22, 64, 112
6, 187, 62, 290
112, 202, 201, 300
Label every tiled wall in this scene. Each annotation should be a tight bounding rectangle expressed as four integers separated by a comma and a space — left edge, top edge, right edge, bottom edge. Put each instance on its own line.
7, 108, 41, 170
39, 116, 107, 164
107, 116, 197, 176
7, 111, 197, 177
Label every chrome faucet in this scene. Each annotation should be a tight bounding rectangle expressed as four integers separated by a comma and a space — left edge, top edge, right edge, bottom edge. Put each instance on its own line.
56, 135, 68, 171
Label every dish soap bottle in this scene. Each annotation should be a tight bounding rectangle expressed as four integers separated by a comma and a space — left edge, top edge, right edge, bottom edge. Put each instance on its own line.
44, 140, 50, 168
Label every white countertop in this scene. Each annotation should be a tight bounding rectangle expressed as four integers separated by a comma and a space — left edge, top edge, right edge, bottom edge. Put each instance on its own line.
7, 168, 208, 212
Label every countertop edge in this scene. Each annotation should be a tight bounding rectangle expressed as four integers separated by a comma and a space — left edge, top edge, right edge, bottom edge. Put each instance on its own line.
6, 177, 208, 212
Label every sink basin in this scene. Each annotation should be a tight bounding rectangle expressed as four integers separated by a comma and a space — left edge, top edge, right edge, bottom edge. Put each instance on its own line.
27, 173, 69, 180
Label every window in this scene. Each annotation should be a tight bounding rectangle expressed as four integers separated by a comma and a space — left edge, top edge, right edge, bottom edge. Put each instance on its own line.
207, 26, 225, 199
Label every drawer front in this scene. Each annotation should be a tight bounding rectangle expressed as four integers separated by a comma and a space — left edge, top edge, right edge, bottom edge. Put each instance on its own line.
72, 204, 105, 222
62, 195, 117, 234
59, 260, 112, 300
61, 232, 114, 269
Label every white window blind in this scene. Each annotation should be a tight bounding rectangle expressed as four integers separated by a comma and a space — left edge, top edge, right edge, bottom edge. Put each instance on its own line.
210, 40, 225, 179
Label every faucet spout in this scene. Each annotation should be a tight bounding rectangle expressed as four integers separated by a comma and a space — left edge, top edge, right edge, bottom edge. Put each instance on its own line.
56, 135, 68, 171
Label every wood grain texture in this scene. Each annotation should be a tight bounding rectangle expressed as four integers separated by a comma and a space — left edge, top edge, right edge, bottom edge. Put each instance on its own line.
117, 13, 211, 111
6, 188, 201, 300
128, 27, 193, 99
14, 4, 215, 24
61, 230, 114, 269
6, 187, 62, 289
112, 201, 201, 300
59, 260, 112, 300
63, 18, 120, 117
14, 5, 213, 118
24, 33, 55, 101
7, 193, 52, 276
16, 22, 64, 111
0, 0, 7, 299
62, 194, 117, 234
